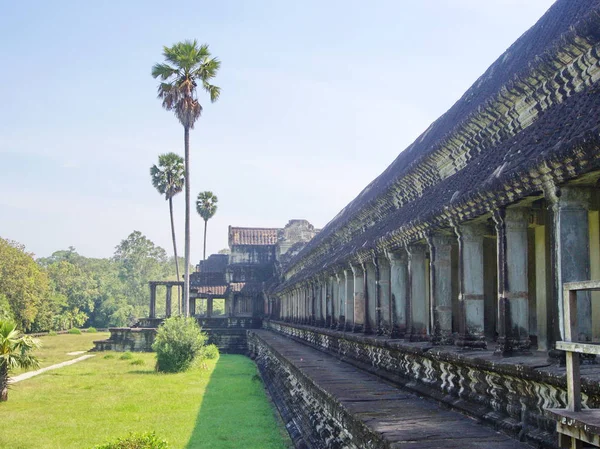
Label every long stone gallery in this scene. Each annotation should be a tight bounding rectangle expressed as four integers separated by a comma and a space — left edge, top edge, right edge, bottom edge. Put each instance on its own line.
95, 1, 600, 447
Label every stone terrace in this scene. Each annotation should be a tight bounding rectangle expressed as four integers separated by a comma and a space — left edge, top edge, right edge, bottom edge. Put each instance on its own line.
250, 330, 532, 449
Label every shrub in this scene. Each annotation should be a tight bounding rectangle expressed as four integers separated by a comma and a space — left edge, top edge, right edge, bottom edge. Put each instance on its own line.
87, 327, 97, 333
201, 344, 219, 360
152, 317, 206, 373
103, 354, 115, 359
68, 328, 81, 335
119, 351, 133, 360
93, 431, 169, 449
48, 331, 58, 337
131, 359, 144, 366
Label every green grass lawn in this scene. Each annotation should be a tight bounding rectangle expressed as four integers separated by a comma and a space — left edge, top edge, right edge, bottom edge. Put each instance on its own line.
1, 352, 291, 449
13, 331, 110, 374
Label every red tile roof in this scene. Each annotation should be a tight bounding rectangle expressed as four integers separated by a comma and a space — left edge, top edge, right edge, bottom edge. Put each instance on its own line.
229, 227, 279, 246
193, 285, 227, 296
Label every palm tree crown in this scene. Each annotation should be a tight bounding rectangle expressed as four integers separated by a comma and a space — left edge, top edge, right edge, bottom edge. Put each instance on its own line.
0, 320, 39, 401
150, 152, 185, 200
151, 40, 221, 129
196, 191, 218, 222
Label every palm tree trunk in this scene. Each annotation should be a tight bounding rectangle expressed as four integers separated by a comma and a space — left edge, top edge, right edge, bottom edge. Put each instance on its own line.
169, 197, 181, 308
184, 125, 191, 317
0, 364, 8, 402
203, 219, 208, 260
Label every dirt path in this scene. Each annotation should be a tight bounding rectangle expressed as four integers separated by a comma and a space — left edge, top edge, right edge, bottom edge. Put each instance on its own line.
9, 354, 95, 383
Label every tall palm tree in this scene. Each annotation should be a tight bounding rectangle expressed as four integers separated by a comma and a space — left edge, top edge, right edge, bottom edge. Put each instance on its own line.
152, 40, 221, 317
0, 320, 39, 401
150, 152, 185, 286
196, 191, 218, 261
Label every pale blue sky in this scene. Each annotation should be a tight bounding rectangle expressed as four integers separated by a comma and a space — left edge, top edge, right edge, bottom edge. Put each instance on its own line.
0, 0, 555, 260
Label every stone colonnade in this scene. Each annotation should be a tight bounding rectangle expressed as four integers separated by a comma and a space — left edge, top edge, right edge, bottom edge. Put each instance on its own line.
149, 281, 184, 319
276, 184, 600, 354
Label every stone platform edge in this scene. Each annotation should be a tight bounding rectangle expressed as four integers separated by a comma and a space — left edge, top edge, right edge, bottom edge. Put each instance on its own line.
263, 320, 581, 448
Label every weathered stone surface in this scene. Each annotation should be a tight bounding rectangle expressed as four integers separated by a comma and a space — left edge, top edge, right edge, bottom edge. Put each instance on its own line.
264, 321, 600, 448
250, 329, 533, 449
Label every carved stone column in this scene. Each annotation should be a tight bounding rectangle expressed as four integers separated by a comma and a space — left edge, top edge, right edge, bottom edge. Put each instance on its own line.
344, 267, 354, 331
407, 244, 428, 341
330, 275, 338, 329
365, 259, 377, 334
378, 256, 391, 336
386, 249, 408, 338
427, 233, 454, 344
337, 271, 346, 329
455, 222, 487, 348
350, 262, 365, 333
495, 208, 531, 354
149, 283, 157, 319
548, 185, 592, 342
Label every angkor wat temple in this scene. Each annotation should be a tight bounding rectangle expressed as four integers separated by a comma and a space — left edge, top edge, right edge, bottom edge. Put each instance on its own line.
99, 1, 600, 447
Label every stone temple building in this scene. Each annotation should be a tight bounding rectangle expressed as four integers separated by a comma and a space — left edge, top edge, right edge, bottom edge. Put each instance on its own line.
98, 1, 600, 447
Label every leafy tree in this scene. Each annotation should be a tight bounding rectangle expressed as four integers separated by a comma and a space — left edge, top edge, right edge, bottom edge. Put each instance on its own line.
0, 238, 51, 331
152, 316, 206, 373
113, 231, 170, 318
152, 40, 221, 316
196, 191, 218, 260
150, 153, 185, 286
0, 320, 40, 402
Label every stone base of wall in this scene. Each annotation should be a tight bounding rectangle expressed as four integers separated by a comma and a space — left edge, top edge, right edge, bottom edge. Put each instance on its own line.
92, 326, 251, 354
263, 320, 600, 449
92, 327, 156, 352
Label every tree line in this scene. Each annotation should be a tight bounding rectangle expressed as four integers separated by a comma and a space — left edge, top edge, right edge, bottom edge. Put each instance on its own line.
0, 231, 185, 332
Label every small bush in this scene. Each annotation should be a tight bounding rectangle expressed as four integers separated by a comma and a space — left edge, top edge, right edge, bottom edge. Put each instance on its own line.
201, 344, 219, 360
103, 354, 115, 359
131, 359, 145, 366
93, 431, 169, 449
152, 316, 206, 373
119, 351, 133, 360
48, 331, 58, 336
68, 328, 81, 335
87, 327, 97, 333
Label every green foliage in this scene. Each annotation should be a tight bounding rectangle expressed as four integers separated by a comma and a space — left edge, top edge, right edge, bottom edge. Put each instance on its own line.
195, 191, 218, 222
119, 352, 133, 360
103, 354, 115, 359
87, 327, 97, 333
130, 359, 144, 366
93, 431, 169, 449
150, 153, 185, 201
67, 328, 81, 335
0, 320, 40, 401
48, 331, 58, 337
201, 344, 219, 360
0, 238, 51, 331
152, 40, 221, 129
152, 317, 207, 373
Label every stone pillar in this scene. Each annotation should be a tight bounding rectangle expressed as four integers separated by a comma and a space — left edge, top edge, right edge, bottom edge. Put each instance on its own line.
547, 186, 593, 342
378, 256, 391, 336
190, 297, 196, 316
337, 271, 346, 329
327, 274, 337, 328
149, 283, 157, 319
344, 268, 354, 330
321, 278, 328, 327
350, 262, 365, 333
387, 250, 408, 338
494, 208, 531, 354
365, 259, 377, 334
455, 222, 487, 348
207, 297, 214, 318
165, 285, 172, 318
407, 244, 428, 341
427, 233, 454, 344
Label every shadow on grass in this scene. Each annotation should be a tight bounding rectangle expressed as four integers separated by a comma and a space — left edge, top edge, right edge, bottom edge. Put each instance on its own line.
184, 355, 285, 449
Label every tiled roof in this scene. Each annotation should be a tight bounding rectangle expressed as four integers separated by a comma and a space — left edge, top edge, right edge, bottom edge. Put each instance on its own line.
193, 285, 228, 296
229, 226, 279, 246
229, 282, 263, 293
